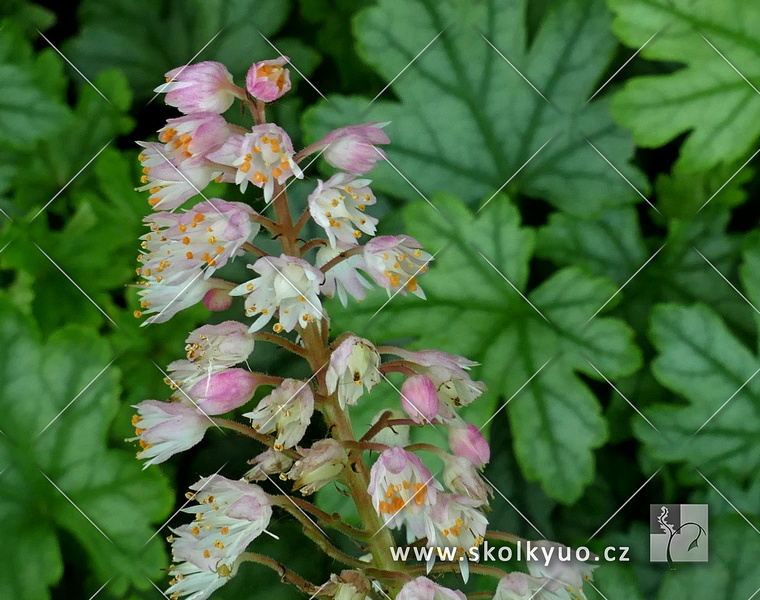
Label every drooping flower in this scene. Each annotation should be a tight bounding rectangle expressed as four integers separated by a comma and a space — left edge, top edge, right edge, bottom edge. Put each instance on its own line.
243, 379, 314, 450
441, 454, 491, 505
158, 113, 230, 162
305, 122, 391, 174
181, 321, 256, 369
230, 255, 324, 332
368, 447, 439, 534
494, 573, 569, 600
363, 235, 432, 298
180, 476, 273, 557
400, 374, 440, 424
135, 274, 234, 326
424, 493, 488, 556
155, 61, 243, 114
308, 173, 378, 247
207, 125, 302, 202
244, 448, 294, 482
389, 349, 487, 420
246, 56, 291, 102
526, 541, 598, 600
316, 244, 373, 306
132, 400, 212, 466
138, 200, 259, 287
166, 534, 230, 600
396, 577, 466, 600
287, 439, 349, 495
448, 423, 490, 468
326, 336, 381, 409
137, 142, 221, 210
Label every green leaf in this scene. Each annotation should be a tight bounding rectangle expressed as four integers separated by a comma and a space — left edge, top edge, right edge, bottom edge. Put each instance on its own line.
0, 300, 173, 600
0, 59, 69, 148
329, 195, 641, 502
303, 0, 646, 216
636, 303, 760, 477
586, 563, 646, 600
65, 0, 303, 101
656, 515, 760, 600
609, 0, 760, 171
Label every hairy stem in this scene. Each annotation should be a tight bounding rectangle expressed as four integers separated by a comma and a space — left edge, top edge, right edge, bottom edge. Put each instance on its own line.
253, 331, 308, 357
237, 552, 322, 596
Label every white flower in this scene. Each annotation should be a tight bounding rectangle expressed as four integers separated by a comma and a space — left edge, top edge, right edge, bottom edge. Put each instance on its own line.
396, 577, 466, 600
132, 400, 212, 466
230, 254, 324, 332
326, 336, 381, 409
316, 244, 373, 306
494, 573, 571, 600
287, 439, 349, 494
243, 379, 314, 450
207, 125, 302, 202
308, 173, 378, 247
363, 235, 432, 298
244, 448, 294, 482
424, 493, 488, 556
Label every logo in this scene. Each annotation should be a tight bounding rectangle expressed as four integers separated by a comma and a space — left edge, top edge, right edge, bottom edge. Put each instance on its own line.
649, 504, 708, 567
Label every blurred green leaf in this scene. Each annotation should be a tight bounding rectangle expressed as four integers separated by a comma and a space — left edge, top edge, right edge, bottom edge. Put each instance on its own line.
329, 195, 641, 502
0, 300, 173, 600
609, 0, 760, 171
637, 302, 760, 477
0, 26, 70, 148
656, 515, 760, 600
65, 0, 316, 100
303, 0, 646, 216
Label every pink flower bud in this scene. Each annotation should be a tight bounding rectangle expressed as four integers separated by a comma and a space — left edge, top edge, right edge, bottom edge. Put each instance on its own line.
203, 287, 233, 312
400, 374, 439, 424
246, 56, 292, 102
158, 112, 230, 161
188, 368, 259, 414
154, 61, 243, 114
448, 423, 490, 468
309, 122, 391, 174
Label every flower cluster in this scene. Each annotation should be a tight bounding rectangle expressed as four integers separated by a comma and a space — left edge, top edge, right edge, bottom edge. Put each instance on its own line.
131, 57, 598, 600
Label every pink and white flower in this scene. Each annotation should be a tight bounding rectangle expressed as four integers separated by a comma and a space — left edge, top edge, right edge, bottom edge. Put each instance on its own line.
137, 142, 221, 210
441, 454, 491, 505
207, 125, 302, 202
243, 379, 314, 450
424, 493, 488, 554
135, 271, 234, 325
181, 321, 255, 369
316, 245, 373, 306
368, 447, 439, 535
287, 439, 349, 495
244, 448, 294, 482
494, 573, 569, 600
306, 122, 391, 174
363, 235, 432, 298
138, 200, 259, 283
155, 61, 243, 114
448, 424, 490, 468
186, 369, 260, 414
389, 349, 486, 420
326, 336, 381, 409
132, 400, 212, 466
308, 173, 378, 247
396, 577, 466, 600
158, 112, 230, 162
230, 255, 324, 332
400, 374, 440, 424
526, 542, 598, 600
246, 56, 291, 102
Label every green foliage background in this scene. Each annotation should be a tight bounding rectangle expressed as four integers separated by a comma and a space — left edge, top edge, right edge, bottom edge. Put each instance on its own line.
1, 0, 759, 598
